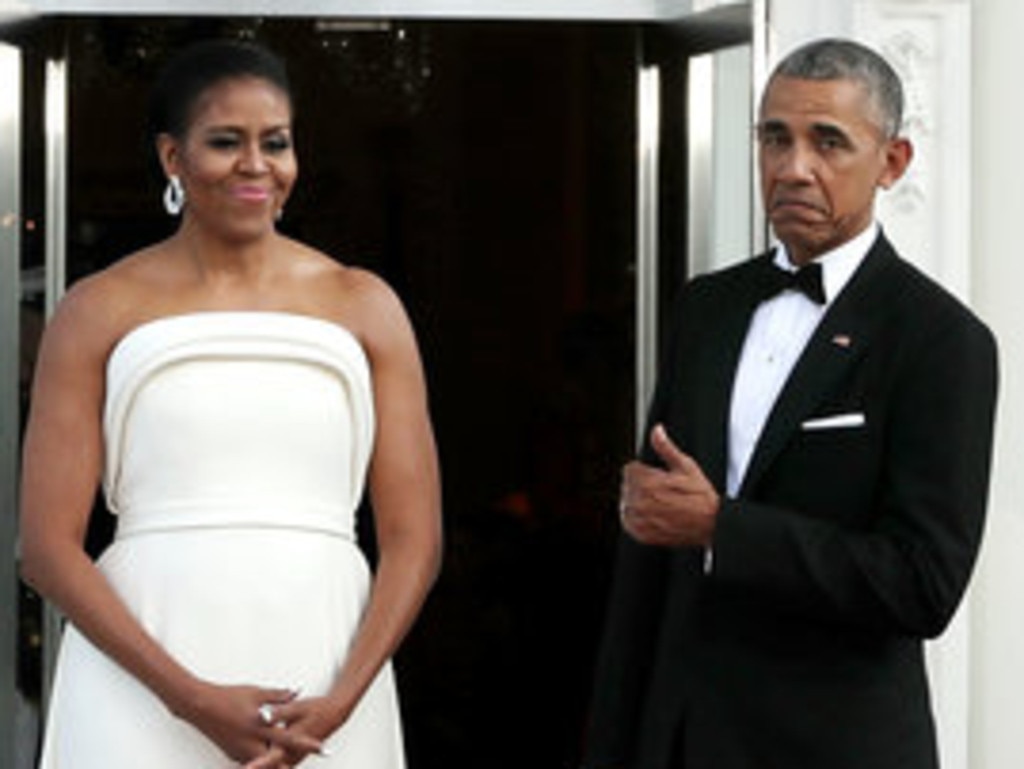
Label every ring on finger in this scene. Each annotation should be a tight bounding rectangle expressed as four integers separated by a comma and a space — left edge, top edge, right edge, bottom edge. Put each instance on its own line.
257, 703, 276, 726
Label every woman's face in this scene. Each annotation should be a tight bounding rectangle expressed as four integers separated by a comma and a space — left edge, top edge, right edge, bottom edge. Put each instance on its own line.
162, 75, 297, 242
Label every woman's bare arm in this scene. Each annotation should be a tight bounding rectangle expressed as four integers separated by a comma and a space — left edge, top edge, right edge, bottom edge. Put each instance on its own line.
265, 269, 442, 758
19, 280, 308, 764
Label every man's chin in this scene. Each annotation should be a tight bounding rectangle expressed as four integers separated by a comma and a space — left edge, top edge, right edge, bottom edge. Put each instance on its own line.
770, 210, 828, 230
769, 224, 830, 258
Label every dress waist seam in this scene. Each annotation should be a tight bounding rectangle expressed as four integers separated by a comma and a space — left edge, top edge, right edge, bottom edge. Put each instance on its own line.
113, 501, 355, 541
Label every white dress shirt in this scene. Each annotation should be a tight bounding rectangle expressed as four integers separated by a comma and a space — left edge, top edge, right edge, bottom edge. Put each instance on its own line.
725, 222, 879, 497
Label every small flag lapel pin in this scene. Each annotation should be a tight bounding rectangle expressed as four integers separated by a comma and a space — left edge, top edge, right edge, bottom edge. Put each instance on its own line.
832, 334, 852, 348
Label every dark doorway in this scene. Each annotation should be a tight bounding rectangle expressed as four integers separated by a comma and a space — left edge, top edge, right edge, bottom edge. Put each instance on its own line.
15, 16, 640, 769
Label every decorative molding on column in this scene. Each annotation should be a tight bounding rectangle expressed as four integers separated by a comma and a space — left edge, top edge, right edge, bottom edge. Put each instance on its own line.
852, 8, 973, 769
766, 5, 975, 769
854, 0, 972, 302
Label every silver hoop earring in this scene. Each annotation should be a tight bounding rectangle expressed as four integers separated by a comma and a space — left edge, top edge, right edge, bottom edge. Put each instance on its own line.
163, 175, 185, 216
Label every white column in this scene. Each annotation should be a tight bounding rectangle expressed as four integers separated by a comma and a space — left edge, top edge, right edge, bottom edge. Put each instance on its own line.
969, 1, 1024, 766
766, 3, 975, 769
854, 8, 974, 769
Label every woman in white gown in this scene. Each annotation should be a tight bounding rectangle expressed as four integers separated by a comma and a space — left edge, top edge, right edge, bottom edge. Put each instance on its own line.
19, 39, 442, 769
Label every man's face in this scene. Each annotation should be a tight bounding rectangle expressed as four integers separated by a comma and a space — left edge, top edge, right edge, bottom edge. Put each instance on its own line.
757, 75, 911, 265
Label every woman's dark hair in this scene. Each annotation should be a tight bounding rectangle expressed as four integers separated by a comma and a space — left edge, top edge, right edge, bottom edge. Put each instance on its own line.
148, 39, 292, 140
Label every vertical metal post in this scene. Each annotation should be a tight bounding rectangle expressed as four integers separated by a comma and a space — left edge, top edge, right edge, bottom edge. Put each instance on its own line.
687, 53, 714, 275
635, 63, 660, 446
44, 56, 68, 316
751, 0, 769, 255
1, 40, 23, 769
41, 52, 68, 712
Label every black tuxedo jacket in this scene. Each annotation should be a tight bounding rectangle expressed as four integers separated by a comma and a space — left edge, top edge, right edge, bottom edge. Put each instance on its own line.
584, 233, 998, 769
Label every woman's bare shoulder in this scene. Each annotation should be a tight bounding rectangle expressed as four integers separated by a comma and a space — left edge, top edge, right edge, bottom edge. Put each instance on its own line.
337, 264, 399, 304
284, 243, 405, 329
46, 243, 177, 358
329, 264, 406, 330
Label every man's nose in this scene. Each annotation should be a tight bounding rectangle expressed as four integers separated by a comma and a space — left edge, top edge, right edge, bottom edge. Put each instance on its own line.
774, 142, 815, 181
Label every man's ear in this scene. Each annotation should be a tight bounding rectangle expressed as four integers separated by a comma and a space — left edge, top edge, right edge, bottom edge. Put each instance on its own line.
155, 133, 180, 179
878, 136, 913, 190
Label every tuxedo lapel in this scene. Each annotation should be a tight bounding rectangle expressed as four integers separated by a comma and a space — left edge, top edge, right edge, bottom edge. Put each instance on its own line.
692, 253, 782, 488
738, 237, 900, 496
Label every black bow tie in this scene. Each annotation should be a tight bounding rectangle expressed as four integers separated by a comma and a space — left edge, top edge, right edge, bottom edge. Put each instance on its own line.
759, 261, 826, 305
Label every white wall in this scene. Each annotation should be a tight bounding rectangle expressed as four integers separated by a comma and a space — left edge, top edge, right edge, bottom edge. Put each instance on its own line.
970, 0, 1024, 766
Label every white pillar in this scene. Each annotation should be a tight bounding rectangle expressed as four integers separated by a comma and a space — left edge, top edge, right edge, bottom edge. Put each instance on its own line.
767, 3, 976, 768
969, 1, 1024, 767
854, 10, 975, 769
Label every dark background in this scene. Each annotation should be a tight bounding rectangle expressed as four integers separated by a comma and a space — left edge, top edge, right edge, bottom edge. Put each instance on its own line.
14, 17, 646, 768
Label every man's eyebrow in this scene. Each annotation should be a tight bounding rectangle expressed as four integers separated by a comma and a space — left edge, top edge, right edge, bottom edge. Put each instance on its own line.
755, 119, 789, 134
810, 122, 851, 141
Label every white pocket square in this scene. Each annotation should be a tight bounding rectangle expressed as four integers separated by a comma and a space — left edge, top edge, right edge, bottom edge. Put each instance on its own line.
801, 412, 866, 431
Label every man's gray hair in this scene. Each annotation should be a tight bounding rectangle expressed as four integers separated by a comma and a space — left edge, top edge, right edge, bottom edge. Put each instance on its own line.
770, 38, 904, 138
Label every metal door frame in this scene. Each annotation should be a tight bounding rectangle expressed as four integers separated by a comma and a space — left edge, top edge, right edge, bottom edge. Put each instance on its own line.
1, 39, 23, 769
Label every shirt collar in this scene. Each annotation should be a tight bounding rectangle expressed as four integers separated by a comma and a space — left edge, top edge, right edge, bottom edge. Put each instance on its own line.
773, 222, 879, 305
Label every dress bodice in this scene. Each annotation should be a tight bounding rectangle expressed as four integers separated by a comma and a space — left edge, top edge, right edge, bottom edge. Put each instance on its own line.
43, 311, 404, 769
103, 312, 375, 539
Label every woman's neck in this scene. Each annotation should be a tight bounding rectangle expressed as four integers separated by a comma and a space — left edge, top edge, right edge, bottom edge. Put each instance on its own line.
175, 220, 282, 287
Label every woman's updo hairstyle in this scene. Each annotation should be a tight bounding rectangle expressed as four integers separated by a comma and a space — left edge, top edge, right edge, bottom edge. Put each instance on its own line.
149, 39, 292, 140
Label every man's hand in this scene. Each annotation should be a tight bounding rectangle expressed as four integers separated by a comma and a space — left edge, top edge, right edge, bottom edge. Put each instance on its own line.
619, 424, 720, 547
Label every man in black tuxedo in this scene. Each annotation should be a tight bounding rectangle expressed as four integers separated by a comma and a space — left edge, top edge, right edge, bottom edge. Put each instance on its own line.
584, 38, 998, 769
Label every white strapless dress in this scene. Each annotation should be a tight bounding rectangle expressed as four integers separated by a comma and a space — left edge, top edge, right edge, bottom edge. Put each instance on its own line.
39, 312, 405, 768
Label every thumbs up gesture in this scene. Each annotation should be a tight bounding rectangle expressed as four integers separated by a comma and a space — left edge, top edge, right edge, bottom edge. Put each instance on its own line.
619, 424, 720, 548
